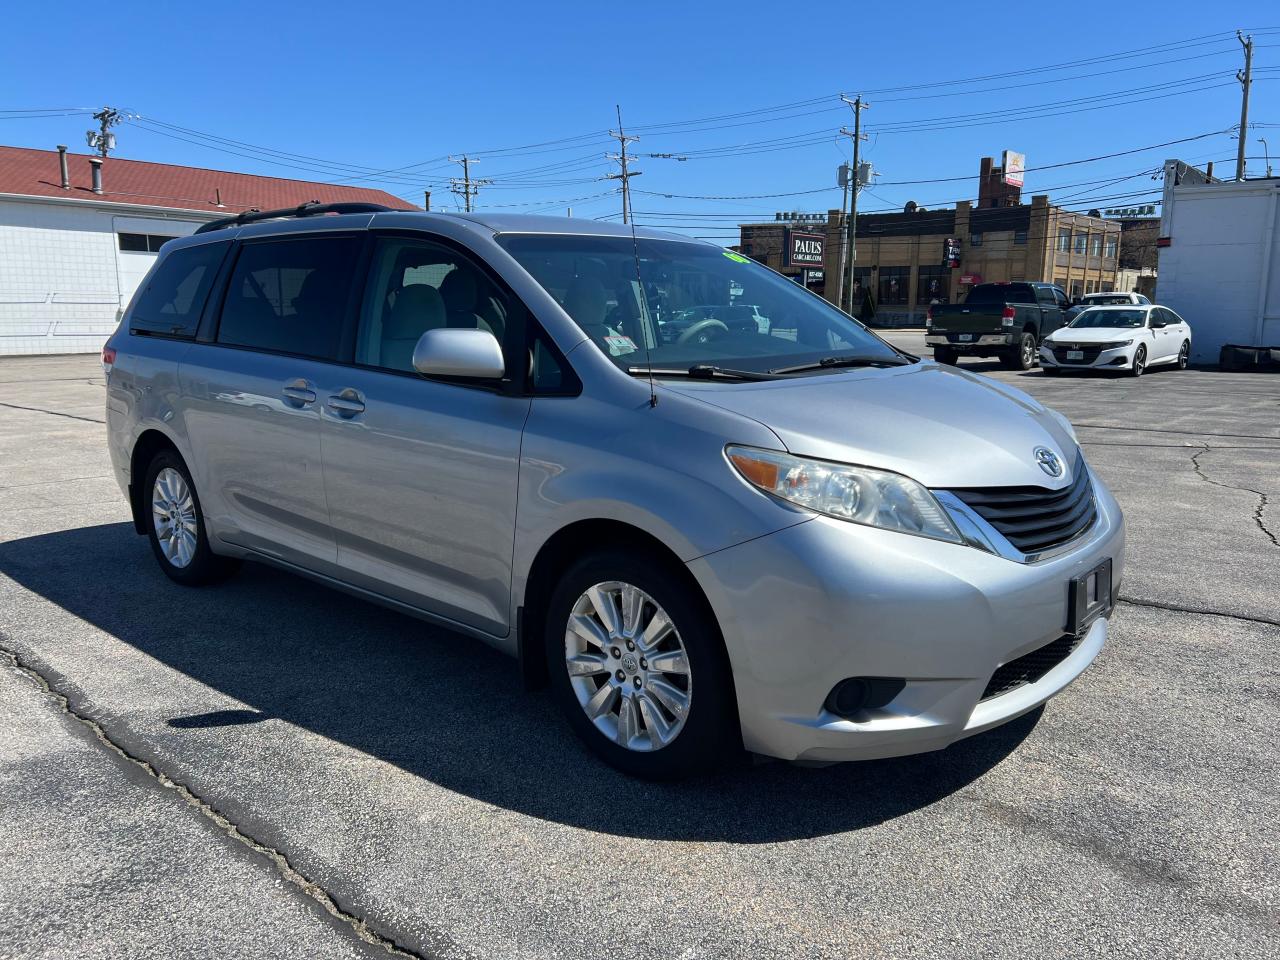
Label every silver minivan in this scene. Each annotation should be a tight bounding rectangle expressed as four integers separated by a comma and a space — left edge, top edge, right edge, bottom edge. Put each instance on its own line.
104, 205, 1124, 779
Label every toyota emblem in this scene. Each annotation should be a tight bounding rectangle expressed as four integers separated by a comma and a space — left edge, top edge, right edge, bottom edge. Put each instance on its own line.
1034, 446, 1064, 478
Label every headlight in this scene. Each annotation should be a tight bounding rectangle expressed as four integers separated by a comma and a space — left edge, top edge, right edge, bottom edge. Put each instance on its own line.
726, 446, 963, 544
1104, 339, 1134, 348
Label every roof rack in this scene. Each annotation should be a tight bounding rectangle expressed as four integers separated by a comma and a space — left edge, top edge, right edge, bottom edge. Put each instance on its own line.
194, 200, 395, 234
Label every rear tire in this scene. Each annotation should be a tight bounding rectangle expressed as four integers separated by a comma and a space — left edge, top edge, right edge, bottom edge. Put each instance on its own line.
544, 549, 739, 779
143, 451, 240, 586
999, 331, 1037, 370
933, 346, 958, 365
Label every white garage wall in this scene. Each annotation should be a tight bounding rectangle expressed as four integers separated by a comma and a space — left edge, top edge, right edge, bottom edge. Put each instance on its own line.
0, 197, 209, 356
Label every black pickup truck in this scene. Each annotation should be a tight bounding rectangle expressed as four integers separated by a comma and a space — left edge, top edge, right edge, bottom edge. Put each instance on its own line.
925, 281, 1072, 370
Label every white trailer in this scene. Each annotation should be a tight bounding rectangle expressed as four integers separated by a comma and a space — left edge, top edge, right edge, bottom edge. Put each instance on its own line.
1157, 163, 1280, 364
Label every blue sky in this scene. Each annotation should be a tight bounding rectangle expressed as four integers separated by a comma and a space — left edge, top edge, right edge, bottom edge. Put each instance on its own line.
3, 1, 1277, 241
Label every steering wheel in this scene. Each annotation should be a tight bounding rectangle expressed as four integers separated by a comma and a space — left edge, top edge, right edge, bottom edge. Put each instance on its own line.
676, 318, 729, 345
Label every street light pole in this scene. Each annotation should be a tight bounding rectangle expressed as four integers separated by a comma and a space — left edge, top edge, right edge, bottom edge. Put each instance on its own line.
1259, 138, 1273, 178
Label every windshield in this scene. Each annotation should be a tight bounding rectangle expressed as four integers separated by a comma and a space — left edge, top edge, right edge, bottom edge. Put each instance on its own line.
497, 234, 903, 375
1069, 308, 1147, 328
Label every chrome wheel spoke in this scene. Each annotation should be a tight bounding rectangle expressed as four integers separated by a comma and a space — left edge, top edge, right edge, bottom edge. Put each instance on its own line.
637, 692, 674, 746
616, 693, 639, 746
647, 650, 688, 676
586, 585, 622, 637
566, 653, 609, 677
584, 681, 618, 720
637, 609, 673, 652
620, 583, 645, 637
568, 613, 609, 651
648, 678, 689, 720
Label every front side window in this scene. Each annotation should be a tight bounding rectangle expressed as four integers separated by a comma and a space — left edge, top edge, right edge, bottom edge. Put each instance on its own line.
216, 235, 362, 360
129, 240, 229, 338
497, 234, 901, 376
355, 236, 513, 374
1069, 308, 1146, 329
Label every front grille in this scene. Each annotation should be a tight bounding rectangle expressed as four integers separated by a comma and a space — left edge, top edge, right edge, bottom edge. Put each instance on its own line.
1051, 344, 1103, 364
949, 459, 1097, 555
981, 634, 1080, 701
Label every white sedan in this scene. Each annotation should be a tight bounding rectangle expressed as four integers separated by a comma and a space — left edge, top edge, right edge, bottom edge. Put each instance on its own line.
1040, 304, 1191, 377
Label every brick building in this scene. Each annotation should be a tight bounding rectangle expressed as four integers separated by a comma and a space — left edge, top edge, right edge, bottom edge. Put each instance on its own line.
739, 157, 1121, 325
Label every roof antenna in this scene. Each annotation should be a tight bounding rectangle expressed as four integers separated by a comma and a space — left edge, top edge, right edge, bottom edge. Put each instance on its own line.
617, 104, 657, 408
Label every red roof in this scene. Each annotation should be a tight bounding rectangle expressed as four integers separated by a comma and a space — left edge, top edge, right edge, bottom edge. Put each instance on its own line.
0, 144, 418, 215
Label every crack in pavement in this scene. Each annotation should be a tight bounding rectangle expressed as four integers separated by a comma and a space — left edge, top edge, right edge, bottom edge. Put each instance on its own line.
0, 401, 105, 425
1190, 445, 1278, 547
0, 642, 430, 960
1117, 597, 1280, 628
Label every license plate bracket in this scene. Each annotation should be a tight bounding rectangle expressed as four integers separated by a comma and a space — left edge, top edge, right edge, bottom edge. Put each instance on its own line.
1067, 558, 1112, 637
1067, 349, 1084, 360
958, 333, 973, 342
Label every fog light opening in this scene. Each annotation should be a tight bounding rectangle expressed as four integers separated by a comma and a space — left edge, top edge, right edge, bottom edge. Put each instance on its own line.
824, 677, 907, 720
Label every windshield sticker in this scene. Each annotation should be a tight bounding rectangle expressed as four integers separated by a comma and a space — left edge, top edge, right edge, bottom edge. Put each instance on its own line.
604, 335, 638, 355
722, 252, 750, 264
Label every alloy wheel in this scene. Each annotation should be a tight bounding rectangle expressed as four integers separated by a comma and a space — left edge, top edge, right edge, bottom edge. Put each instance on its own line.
1178, 342, 1189, 369
1132, 347, 1146, 377
152, 467, 198, 568
564, 581, 692, 752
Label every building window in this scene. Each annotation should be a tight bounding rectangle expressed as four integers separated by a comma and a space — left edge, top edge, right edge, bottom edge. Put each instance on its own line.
1101, 282, 1114, 292
1085, 280, 1097, 294
1070, 280, 1084, 299
879, 267, 910, 305
1010, 271, 1025, 282
1055, 276, 1068, 289
1090, 235, 1103, 257
119, 232, 179, 253
1014, 230, 1027, 246
1056, 228, 1071, 252
970, 232, 982, 247
1105, 236, 1118, 258
1072, 233, 1087, 255
917, 265, 949, 305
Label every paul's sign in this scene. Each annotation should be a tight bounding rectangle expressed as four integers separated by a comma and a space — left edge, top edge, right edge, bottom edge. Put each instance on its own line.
785, 229, 825, 267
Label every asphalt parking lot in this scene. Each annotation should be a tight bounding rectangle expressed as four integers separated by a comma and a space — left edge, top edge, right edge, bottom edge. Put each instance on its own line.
1, 344, 1277, 959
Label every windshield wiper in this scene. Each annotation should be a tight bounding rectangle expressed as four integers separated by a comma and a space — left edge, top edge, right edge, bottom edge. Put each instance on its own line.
768, 354, 912, 375
626, 363, 782, 382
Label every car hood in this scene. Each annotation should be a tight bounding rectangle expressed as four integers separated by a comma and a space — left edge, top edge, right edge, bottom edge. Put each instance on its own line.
662, 362, 1079, 489
1046, 327, 1141, 343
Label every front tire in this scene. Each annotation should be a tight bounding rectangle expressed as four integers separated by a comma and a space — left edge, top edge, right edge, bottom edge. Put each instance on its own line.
1177, 341, 1190, 370
544, 549, 738, 779
143, 451, 240, 586
1129, 345, 1147, 377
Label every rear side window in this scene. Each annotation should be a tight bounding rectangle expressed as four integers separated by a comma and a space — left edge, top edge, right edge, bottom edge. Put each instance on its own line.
217, 236, 362, 360
129, 241, 229, 338
965, 284, 1035, 305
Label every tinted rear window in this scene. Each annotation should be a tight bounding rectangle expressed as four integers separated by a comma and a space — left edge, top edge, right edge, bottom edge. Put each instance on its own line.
216, 236, 362, 360
964, 283, 1037, 305
129, 240, 229, 338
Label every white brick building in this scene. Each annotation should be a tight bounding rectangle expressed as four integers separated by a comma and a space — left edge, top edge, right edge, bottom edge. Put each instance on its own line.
0, 145, 414, 356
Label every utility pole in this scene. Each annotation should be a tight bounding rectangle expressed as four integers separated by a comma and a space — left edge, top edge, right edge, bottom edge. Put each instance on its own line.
423, 190, 431, 211
448, 155, 491, 212
839, 95, 869, 314
87, 107, 120, 158
1236, 31, 1253, 181
833, 162, 852, 311
607, 105, 641, 224
1259, 138, 1273, 178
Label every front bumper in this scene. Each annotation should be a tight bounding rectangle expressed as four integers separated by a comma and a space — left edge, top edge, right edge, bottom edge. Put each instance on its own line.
1039, 342, 1135, 369
688, 473, 1125, 763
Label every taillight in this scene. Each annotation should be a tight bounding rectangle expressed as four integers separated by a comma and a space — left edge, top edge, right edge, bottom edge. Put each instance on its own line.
1001, 306, 1016, 327
101, 345, 116, 373
925, 307, 933, 326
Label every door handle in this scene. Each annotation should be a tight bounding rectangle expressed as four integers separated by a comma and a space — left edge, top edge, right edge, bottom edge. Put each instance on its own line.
282, 379, 316, 406
326, 389, 365, 417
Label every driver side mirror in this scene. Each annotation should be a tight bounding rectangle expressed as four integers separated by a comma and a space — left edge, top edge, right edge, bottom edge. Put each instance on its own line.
412, 328, 505, 379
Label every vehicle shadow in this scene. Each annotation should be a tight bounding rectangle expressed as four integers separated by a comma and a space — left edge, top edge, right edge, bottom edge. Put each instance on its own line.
0, 522, 1040, 843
